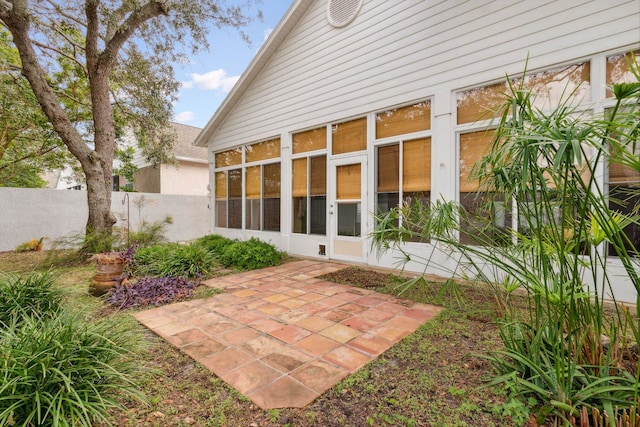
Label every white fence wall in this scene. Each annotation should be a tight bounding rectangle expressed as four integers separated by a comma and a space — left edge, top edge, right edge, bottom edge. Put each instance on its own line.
0, 188, 210, 252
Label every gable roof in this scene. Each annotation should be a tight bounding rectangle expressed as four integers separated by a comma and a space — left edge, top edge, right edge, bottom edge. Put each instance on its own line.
171, 122, 207, 161
194, 0, 312, 147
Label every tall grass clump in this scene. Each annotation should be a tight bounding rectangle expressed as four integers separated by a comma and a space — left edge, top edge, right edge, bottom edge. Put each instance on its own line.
0, 271, 63, 326
373, 58, 639, 425
133, 242, 216, 278
0, 310, 144, 427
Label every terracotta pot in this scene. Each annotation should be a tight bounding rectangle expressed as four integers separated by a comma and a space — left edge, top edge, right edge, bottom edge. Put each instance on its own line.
89, 273, 120, 296
95, 261, 125, 276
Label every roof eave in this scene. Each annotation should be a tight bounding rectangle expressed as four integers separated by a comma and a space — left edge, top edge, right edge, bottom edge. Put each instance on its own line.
194, 0, 313, 147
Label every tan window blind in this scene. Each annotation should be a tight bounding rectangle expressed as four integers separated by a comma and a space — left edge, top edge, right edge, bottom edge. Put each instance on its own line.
215, 172, 227, 199
606, 50, 640, 98
245, 166, 261, 199
460, 131, 493, 193
609, 162, 640, 184
246, 138, 281, 163
457, 82, 505, 125
310, 156, 326, 196
332, 117, 367, 155
215, 148, 242, 168
263, 163, 281, 198
292, 158, 307, 197
403, 137, 431, 192
228, 168, 242, 198
376, 102, 431, 139
377, 144, 399, 192
337, 164, 361, 200
293, 127, 327, 154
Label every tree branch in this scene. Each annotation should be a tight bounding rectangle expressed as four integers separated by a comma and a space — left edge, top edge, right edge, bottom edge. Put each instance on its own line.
44, 0, 87, 28
0, 0, 11, 15
0, 142, 59, 171
85, 0, 99, 73
31, 39, 87, 74
99, 1, 168, 72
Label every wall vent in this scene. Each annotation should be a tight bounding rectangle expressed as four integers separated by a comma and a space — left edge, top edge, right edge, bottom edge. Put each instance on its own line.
327, 0, 364, 28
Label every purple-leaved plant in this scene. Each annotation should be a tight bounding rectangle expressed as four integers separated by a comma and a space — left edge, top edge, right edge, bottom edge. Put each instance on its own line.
106, 276, 198, 309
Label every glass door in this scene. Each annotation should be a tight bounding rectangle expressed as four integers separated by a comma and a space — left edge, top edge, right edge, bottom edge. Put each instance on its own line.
329, 155, 367, 261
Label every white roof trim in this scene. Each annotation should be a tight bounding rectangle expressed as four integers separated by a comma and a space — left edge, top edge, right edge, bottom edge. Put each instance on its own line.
175, 156, 208, 164
194, 0, 313, 147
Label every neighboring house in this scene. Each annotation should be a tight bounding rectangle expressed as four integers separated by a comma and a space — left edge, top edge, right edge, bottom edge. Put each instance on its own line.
48, 122, 208, 196
131, 122, 208, 196
195, 0, 640, 302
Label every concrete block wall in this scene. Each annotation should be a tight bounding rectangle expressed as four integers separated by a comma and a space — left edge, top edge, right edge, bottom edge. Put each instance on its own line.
0, 188, 210, 251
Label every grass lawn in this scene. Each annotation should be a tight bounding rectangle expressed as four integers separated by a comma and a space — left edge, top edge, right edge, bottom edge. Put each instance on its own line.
0, 250, 517, 426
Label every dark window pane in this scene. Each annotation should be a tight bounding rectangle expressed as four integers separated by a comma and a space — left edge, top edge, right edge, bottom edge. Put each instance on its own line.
608, 185, 640, 256
338, 202, 361, 237
246, 199, 261, 230
403, 191, 431, 242
310, 196, 326, 235
376, 192, 399, 215
293, 197, 307, 234
263, 198, 280, 231
215, 201, 227, 228
228, 199, 242, 229
460, 193, 510, 245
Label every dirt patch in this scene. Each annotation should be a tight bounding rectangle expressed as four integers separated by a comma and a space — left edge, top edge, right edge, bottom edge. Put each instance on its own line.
319, 265, 400, 288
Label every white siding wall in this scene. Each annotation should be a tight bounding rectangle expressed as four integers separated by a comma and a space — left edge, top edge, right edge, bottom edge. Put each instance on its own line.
208, 0, 639, 149
205, 0, 640, 303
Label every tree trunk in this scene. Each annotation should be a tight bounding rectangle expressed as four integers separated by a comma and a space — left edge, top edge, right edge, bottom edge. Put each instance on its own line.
83, 154, 117, 252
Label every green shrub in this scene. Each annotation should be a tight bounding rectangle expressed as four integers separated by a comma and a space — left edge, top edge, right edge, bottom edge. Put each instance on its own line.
195, 234, 235, 256
125, 215, 172, 248
218, 238, 284, 270
0, 271, 63, 326
134, 243, 216, 278
0, 310, 144, 426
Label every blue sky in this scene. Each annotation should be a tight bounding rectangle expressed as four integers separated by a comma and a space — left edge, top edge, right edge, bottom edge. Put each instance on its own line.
172, 1, 294, 129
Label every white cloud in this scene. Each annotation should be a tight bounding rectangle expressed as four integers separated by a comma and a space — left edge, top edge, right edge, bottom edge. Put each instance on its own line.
188, 69, 239, 92
181, 81, 193, 89
263, 28, 273, 42
174, 111, 195, 123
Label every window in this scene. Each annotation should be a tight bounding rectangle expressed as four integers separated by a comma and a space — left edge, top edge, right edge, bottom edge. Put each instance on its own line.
337, 163, 361, 236
374, 102, 432, 240
376, 102, 431, 138
458, 131, 509, 245
263, 163, 281, 232
457, 62, 590, 125
214, 139, 281, 232
376, 138, 431, 214
607, 145, 640, 255
292, 127, 327, 235
605, 51, 640, 256
332, 117, 367, 155
455, 63, 590, 245
228, 168, 242, 229
215, 171, 227, 227
606, 50, 639, 98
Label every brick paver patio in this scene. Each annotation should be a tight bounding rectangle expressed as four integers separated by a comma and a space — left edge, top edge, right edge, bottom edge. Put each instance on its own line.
134, 260, 443, 409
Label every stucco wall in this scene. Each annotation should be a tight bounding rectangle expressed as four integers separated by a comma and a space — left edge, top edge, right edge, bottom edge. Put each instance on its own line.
160, 161, 209, 196
0, 188, 210, 251
134, 166, 161, 193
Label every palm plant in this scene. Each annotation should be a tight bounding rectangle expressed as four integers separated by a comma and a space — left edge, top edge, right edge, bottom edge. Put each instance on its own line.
372, 58, 640, 425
